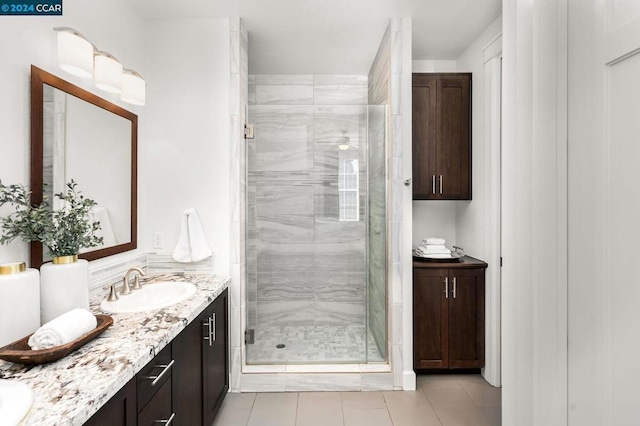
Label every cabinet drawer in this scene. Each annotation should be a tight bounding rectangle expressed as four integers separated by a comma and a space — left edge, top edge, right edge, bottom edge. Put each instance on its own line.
138, 376, 174, 426
137, 344, 173, 411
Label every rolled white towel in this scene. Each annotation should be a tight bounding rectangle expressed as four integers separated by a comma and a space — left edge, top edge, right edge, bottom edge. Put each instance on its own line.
423, 237, 446, 246
28, 309, 97, 350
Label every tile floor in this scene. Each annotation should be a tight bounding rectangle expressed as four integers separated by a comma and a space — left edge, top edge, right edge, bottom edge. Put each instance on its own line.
246, 325, 385, 364
213, 374, 501, 426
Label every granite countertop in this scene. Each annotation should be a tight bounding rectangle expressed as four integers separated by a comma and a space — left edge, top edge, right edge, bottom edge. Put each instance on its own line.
0, 273, 230, 426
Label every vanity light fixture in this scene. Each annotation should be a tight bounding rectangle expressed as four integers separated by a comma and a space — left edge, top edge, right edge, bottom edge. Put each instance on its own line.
94, 51, 123, 94
121, 69, 146, 106
52, 28, 146, 106
53, 27, 94, 79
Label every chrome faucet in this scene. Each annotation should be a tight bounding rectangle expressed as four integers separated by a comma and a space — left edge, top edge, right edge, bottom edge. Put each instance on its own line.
121, 267, 146, 295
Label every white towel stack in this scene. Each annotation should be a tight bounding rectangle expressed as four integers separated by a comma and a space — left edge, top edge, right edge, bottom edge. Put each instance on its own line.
415, 237, 452, 259
28, 308, 97, 350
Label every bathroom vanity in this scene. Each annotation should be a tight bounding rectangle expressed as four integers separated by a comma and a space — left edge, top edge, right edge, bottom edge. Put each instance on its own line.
413, 256, 486, 370
0, 273, 229, 425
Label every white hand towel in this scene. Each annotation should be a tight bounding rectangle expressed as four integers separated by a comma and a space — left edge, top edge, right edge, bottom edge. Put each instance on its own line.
423, 237, 446, 246
172, 208, 213, 263
28, 309, 97, 350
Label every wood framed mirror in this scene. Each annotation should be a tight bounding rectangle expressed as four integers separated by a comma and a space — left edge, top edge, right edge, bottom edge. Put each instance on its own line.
30, 65, 137, 268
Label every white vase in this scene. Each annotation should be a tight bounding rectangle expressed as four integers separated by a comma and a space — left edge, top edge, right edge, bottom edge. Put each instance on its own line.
0, 262, 40, 346
40, 256, 89, 323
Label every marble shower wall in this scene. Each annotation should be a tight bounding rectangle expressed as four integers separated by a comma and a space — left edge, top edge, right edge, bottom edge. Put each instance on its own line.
247, 75, 370, 330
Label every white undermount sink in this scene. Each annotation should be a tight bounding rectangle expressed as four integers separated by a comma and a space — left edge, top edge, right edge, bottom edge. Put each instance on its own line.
0, 379, 34, 425
100, 281, 197, 314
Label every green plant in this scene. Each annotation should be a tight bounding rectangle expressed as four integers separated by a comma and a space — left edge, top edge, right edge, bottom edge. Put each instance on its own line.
0, 180, 103, 258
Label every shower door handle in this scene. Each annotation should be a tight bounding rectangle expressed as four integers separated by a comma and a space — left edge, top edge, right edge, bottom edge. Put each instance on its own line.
444, 277, 448, 299
432, 175, 436, 194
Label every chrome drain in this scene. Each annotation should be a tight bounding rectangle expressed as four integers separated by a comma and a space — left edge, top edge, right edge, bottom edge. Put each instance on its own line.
276, 344, 285, 349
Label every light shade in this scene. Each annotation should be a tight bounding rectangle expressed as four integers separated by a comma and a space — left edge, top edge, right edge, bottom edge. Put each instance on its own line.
94, 51, 123, 94
121, 69, 146, 106
54, 27, 94, 78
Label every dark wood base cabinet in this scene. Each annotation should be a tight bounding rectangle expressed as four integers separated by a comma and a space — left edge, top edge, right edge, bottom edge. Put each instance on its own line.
173, 289, 229, 426
86, 289, 229, 426
413, 257, 486, 370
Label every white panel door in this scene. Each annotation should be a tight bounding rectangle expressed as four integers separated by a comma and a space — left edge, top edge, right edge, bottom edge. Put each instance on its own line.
568, 1, 640, 425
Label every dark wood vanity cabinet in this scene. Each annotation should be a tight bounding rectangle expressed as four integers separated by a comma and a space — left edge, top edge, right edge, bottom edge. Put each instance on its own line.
412, 73, 472, 200
85, 377, 137, 426
86, 289, 228, 426
173, 288, 229, 426
413, 257, 486, 370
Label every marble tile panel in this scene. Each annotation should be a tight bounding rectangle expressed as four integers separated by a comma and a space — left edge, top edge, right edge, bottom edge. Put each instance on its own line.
255, 75, 313, 85
390, 30, 403, 76
285, 374, 361, 392
391, 73, 402, 115
257, 300, 315, 326
248, 78, 256, 105
255, 185, 314, 216
314, 84, 368, 105
313, 147, 340, 174
392, 261, 402, 303
392, 345, 403, 388
313, 105, 367, 144
313, 218, 365, 244
230, 32, 239, 75
256, 84, 314, 105
256, 279, 314, 302
251, 105, 314, 143
391, 304, 402, 345
314, 75, 368, 86
256, 214, 315, 242
392, 114, 403, 157
286, 364, 360, 373
243, 364, 287, 373
313, 276, 366, 303
240, 374, 286, 393
255, 141, 314, 172
230, 348, 242, 392
230, 72, 240, 110
314, 301, 366, 325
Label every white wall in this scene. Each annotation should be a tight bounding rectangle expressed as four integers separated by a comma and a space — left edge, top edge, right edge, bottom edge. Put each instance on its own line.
455, 16, 502, 260
141, 18, 230, 275
412, 201, 457, 247
0, 0, 145, 265
412, 60, 457, 72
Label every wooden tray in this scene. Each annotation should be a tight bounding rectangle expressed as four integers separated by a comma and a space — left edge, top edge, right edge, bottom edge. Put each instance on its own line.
0, 314, 113, 365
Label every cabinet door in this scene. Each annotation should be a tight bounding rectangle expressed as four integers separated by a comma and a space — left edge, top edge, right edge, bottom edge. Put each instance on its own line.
413, 268, 449, 369
448, 268, 485, 368
412, 75, 438, 200
85, 377, 136, 426
436, 75, 471, 199
172, 308, 207, 426
203, 289, 228, 426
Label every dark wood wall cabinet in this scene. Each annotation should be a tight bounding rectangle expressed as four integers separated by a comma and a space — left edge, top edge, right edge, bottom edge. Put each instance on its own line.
412, 73, 472, 200
413, 257, 486, 370
86, 289, 229, 426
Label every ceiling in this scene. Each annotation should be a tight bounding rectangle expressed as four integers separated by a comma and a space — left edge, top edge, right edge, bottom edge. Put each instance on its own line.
130, 0, 501, 75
